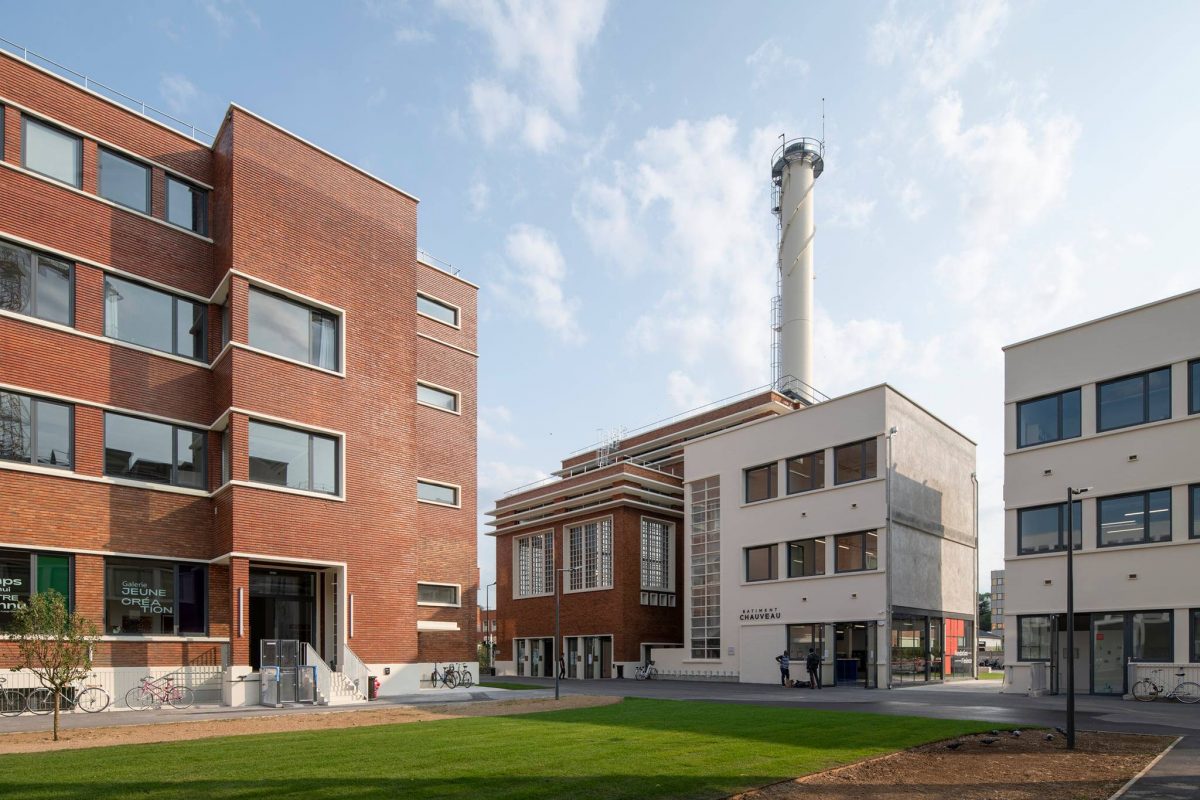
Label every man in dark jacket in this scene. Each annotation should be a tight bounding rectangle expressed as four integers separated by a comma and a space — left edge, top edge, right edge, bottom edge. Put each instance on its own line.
806, 648, 821, 689
775, 650, 790, 686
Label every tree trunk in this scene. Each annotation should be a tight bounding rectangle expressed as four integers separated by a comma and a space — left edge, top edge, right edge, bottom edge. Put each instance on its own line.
53, 689, 60, 742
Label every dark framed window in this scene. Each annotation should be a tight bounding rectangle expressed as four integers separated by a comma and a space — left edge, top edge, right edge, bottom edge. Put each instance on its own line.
104, 558, 206, 636
1017, 615, 1053, 661
1190, 360, 1199, 416
21, 116, 82, 187
417, 382, 458, 412
248, 287, 340, 371
416, 583, 460, 606
0, 390, 73, 469
248, 420, 339, 495
1017, 388, 1081, 448
104, 412, 206, 489
417, 293, 458, 326
1128, 610, 1174, 662
1017, 501, 1082, 554
0, 550, 72, 631
98, 147, 151, 213
745, 544, 777, 582
1097, 367, 1171, 432
0, 105, 5, 161
786, 450, 824, 494
1191, 485, 1199, 540
834, 438, 877, 485
787, 537, 824, 577
0, 238, 73, 326
835, 531, 878, 572
166, 175, 209, 235
1191, 609, 1200, 663
744, 462, 777, 503
104, 274, 207, 360
1097, 489, 1172, 547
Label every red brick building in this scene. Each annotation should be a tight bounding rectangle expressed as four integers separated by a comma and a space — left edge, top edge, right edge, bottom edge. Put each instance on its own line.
0, 50, 477, 703
490, 389, 800, 678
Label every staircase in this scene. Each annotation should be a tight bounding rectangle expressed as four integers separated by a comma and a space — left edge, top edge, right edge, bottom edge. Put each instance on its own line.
302, 644, 368, 704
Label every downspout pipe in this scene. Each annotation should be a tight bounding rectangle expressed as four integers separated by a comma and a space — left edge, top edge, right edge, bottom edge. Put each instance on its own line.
885, 426, 898, 689
971, 472, 979, 679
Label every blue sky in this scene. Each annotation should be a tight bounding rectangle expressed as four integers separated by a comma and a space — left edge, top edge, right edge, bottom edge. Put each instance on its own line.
7, 1, 1200, 597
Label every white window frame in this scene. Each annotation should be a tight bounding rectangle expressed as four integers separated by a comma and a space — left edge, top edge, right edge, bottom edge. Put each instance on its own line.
416, 292, 461, 329
513, 530, 555, 599
564, 515, 614, 594
416, 581, 461, 607
417, 478, 461, 508
639, 516, 674, 592
416, 380, 461, 415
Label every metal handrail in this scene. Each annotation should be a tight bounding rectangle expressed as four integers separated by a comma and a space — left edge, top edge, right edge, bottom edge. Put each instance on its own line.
417, 249, 462, 277
301, 643, 333, 705
0, 35, 212, 142
340, 645, 371, 700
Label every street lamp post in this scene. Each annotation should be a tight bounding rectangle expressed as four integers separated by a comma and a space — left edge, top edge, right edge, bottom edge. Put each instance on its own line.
486, 581, 496, 674
1065, 486, 1091, 750
555, 566, 579, 701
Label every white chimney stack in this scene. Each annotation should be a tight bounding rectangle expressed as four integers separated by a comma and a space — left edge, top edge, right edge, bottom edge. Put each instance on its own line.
771, 138, 823, 402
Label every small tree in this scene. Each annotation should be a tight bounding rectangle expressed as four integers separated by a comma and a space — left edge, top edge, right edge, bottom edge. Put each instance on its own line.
477, 641, 491, 668
978, 592, 992, 632
10, 590, 100, 741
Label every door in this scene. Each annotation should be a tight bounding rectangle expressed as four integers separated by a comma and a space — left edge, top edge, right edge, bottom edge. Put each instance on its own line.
600, 638, 612, 679
516, 639, 526, 676
567, 638, 578, 678
249, 569, 317, 670
1092, 614, 1126, 695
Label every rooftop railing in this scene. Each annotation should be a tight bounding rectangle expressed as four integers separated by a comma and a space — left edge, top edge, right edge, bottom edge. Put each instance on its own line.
0, 35, 213, 143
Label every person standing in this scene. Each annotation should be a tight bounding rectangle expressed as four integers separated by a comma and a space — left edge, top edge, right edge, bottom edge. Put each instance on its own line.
775, 650, 791, 687
806, 647, 821, 689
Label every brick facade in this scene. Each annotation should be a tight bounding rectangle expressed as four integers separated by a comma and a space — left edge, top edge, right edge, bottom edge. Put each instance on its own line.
0, 52, 477, 688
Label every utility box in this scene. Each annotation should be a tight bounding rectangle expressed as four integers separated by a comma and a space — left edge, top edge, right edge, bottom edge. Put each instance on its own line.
367, 675, 379, 700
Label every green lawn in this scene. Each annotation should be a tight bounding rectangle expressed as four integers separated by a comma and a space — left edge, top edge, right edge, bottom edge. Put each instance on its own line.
0, 698, 1001, 800
477, 681, 544, 690
978, 670, 1004, 680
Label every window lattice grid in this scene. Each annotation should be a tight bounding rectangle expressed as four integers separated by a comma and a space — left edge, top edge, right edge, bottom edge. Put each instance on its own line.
516, 532, 554, 597
688, 476, 720, 658
567, 520, 612, 590
641, 519, 670, 590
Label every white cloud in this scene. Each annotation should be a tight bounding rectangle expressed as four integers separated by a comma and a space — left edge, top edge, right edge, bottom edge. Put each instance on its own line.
366, 86, 388, 108
469, 177, 490, 214
578, 116, 780, 388
478, 460, 549, 496
495, 224, 585, 344
439, 0, 607, 114
479, 405, 522, 448
897, 179, 928, 220
666, 371, 713, 412
746, 39, 810, 90
442, 0, 607, 152
814, 311, 944, 394
870, 0, 1009, 92
468, 80, 566, 151
159, 73, 198, 116
202, 0, 261, 36
826, 195, 877, 229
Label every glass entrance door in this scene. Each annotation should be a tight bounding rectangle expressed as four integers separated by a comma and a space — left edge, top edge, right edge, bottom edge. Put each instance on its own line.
1092, 614, 1125, 695
250, 568, 317, 670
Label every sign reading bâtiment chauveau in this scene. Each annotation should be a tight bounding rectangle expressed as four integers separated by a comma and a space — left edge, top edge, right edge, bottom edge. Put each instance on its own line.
739, 607, 781, 622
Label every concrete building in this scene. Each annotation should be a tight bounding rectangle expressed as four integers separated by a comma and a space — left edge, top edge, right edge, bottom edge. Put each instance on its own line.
990, 569, 1005, 635
1002, 289, 1200, 695
650, 384, 978, 687
0, 47, 478, 704
490, 389, 803, 679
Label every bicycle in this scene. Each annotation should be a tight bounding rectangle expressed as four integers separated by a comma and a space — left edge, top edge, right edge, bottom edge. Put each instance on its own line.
430, 663, 458, 689
125, 675, 194, 710
456, 662, 474, 689
0, 677, 29, 717
1132, 669, 1200, 703
27, 678, 111, 715
634, 661, 658, 681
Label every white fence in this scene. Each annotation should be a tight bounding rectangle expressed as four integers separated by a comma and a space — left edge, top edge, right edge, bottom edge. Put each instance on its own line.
3, 665, 225, 708
1127, 663, 1200, 692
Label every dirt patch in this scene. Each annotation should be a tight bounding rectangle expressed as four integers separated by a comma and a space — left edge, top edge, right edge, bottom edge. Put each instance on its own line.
733, 730, 1174, 800
0, 695, 618, 754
